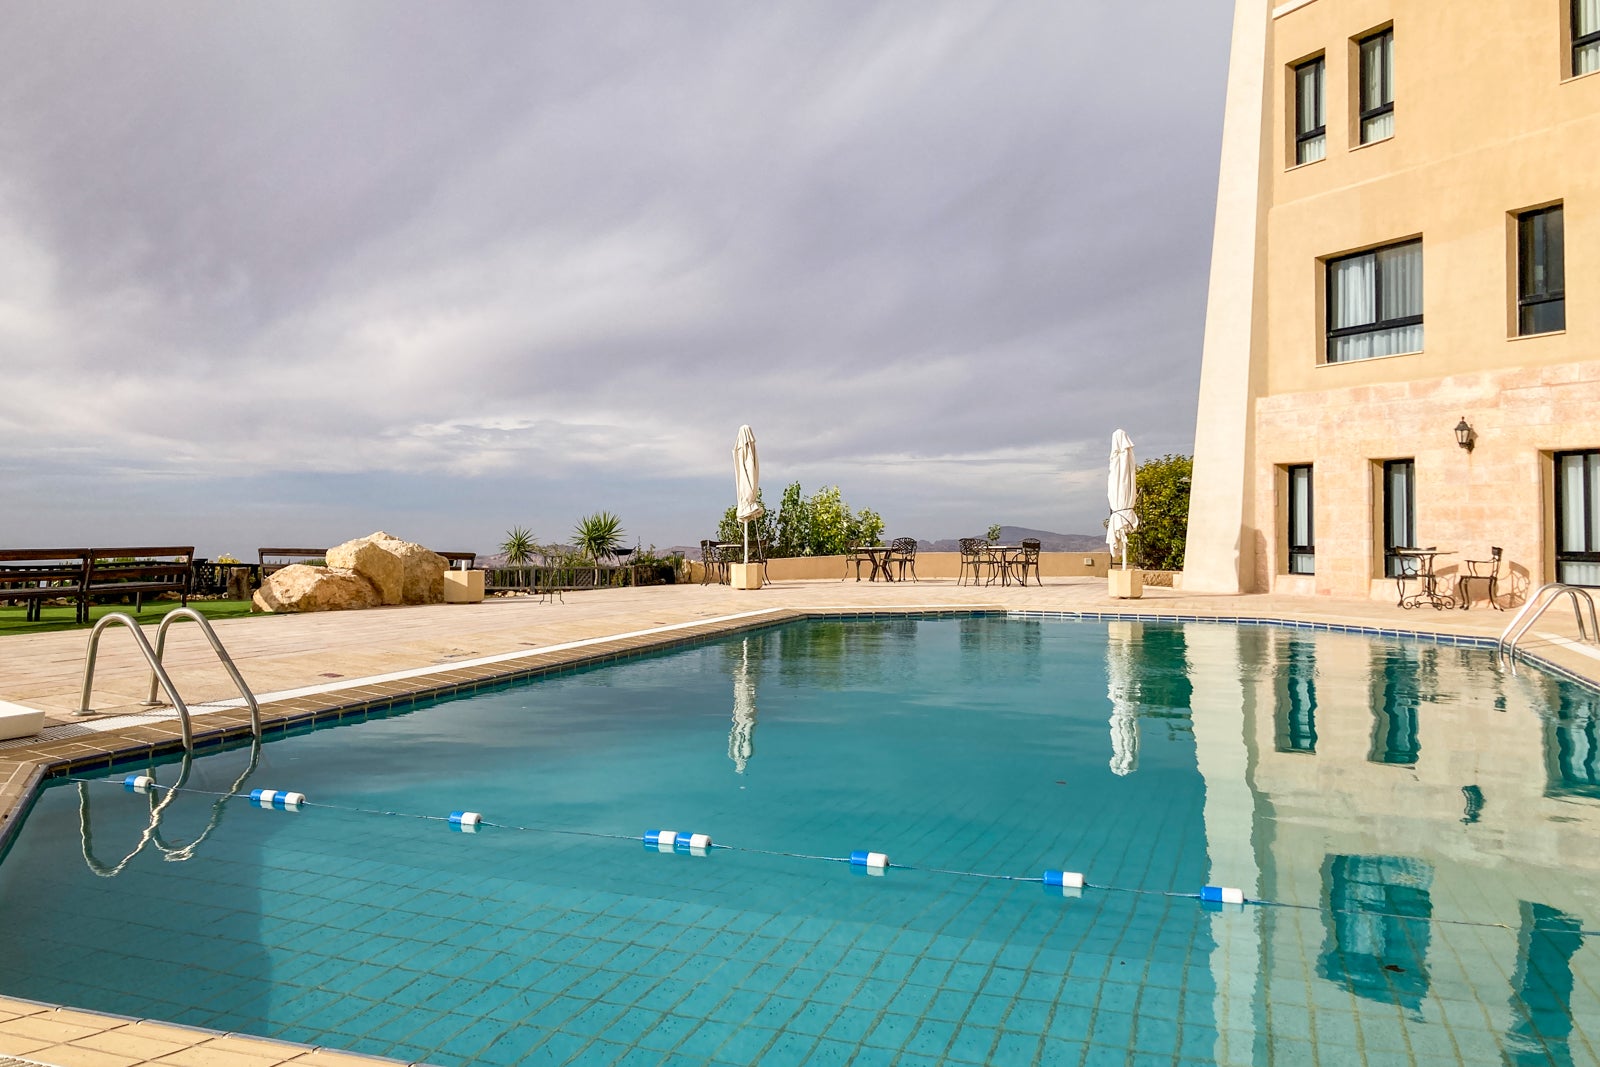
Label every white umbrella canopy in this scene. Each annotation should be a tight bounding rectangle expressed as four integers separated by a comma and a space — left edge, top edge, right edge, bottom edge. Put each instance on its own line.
1107, 428, 1139, 570
734, 425, 761, 564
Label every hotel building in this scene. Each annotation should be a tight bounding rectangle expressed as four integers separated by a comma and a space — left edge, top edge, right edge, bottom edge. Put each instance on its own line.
1185, 0, 1600, 601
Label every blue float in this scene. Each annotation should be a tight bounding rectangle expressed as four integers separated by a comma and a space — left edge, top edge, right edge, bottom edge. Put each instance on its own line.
123, 774, 155, 793
1200, 885, 1245, 905
249, 788, 305, 810
849, 850, 889, 875
643, 829, 710, 855
449, 811, 482, 833
1043, 869, 1085, 896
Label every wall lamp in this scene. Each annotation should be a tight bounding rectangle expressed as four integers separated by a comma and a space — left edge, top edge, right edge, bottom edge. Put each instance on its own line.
1455, 416, 1475, 453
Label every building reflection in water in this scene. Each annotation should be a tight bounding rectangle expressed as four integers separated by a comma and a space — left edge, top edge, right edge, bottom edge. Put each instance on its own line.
1369, 645, 1425, 765
1544, 688, 1600, 799
1504, 903, 1584, 1067
1274, 636, 1317, 754
1318, 854, 1433, 1013
1189, 624, 1599, 1063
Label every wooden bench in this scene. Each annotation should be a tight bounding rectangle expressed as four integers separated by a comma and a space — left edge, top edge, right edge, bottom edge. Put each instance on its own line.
0, 548, 92, 622
259, 548, 327, 578
85, 547, 195, 615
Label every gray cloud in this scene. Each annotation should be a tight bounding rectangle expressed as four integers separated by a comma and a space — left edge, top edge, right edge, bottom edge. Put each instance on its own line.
0, 1, 1231, 552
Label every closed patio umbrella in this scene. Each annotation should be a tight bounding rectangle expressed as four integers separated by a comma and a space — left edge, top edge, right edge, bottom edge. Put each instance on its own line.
1107, 429, 1139, 570
734, 425, 762, 564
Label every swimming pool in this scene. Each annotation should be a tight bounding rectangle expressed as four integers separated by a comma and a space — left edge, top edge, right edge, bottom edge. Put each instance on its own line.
0, 616, 1596, 1065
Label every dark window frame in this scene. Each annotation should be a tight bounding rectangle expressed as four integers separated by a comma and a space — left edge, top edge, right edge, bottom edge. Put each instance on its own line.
1576, 0, 1600, 76
1518, 205, 1565, 335
1555, 449, 1600, 586
1382, 459, 1415, 579
1358, 28, 1394, 143
1294, 56, 1326, 165
1325, 239, 1424, 362
1288, 464, 1315, 574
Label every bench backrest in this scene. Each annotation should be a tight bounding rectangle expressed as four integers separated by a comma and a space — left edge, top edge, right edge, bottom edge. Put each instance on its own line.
87, 548, 195, 587
259, 548, 328, 566
0, 550, 91, 592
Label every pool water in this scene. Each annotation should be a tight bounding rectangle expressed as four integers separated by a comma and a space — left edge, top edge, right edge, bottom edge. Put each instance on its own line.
0, 617, 1597, 1065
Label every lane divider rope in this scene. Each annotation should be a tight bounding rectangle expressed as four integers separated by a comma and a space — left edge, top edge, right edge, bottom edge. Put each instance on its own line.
90, 776, 1516, 933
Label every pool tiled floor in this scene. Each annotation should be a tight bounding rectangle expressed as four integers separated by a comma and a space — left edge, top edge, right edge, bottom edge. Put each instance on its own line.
1, 576, 1597, 1066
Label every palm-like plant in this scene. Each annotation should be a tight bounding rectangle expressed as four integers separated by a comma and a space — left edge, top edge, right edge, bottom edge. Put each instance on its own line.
501, 526, 537, 567
573, 512, 625, 566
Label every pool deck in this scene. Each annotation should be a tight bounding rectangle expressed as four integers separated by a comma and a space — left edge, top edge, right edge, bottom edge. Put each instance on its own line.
1, 575, 1597, 1067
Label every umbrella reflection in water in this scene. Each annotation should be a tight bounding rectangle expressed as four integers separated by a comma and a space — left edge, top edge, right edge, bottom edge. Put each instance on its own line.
1107, 621, 1140, 776
729, 637, 757, 774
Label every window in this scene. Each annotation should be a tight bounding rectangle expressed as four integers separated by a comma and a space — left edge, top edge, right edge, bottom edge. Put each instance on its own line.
1518, 205, 1565, 335
1382, 459, 1415, 578
1327, 240, 1423, 363
1556, 450, 1600, 586
1294, 56, 1326, 164
1358, 28, 1394, 143
1577, 0, 1600, 76
1287, 465, 1314, 574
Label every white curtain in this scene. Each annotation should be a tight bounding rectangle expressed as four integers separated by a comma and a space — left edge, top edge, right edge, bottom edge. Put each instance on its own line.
1361, 33, 1394, 141
1330, 256, 1374, 330
1296, 62, 1325, 163
1580, 0, 1600, 75
1329, 245, 1423, 363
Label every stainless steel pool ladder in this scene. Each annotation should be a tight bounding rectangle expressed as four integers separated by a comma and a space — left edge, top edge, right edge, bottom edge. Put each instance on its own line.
1495, 583, 1600, 674
76, 608, 262, 750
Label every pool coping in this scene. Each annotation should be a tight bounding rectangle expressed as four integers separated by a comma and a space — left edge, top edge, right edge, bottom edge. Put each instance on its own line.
1, 602, 1596, 1067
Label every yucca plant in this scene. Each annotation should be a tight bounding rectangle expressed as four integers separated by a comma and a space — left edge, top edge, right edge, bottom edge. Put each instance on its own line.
573, 512, 625, 563
501, 526, 537, 567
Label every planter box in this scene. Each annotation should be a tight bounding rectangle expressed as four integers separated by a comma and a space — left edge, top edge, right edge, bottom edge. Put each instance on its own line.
443, 569, 486, 603
0, 700, 45, 741
1108, 568, 1144, 599
729, 563, 764, 590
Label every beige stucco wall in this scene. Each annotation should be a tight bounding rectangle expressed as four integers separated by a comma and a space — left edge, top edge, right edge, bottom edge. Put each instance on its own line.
686, 551, 1113, 584
1190, 0, 1600, 597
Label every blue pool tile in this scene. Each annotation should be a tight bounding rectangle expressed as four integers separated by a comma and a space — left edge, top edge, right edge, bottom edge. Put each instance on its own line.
864, 1011, 918, 1050
903, 1017, 956, 1058
947, 1023, 999, 1063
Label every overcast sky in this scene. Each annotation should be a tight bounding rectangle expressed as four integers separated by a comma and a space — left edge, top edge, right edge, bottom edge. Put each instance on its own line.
0, 2, 1233, 556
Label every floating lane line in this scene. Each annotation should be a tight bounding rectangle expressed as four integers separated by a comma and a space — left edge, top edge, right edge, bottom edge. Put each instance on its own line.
80, 777, 1517, 934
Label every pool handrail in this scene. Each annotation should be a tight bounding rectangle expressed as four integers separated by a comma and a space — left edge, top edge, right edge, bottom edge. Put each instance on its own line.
141, 607, 262, 740
76, 612, 195, 750
1496, 582, 1600, 674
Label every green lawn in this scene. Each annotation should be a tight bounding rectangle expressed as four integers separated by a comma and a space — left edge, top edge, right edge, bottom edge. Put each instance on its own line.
0, 598, 258, 637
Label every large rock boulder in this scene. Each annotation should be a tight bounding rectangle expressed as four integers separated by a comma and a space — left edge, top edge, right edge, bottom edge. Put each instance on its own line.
358, 531, 446, 604
327, 537, 404, 605
253, 565, 381, 613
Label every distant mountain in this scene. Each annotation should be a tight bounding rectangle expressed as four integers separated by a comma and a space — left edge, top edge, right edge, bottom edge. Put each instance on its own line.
915, 526, 1106, 553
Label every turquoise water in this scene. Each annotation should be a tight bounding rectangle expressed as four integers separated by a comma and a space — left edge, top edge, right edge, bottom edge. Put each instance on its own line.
0, 617, 1597, 1065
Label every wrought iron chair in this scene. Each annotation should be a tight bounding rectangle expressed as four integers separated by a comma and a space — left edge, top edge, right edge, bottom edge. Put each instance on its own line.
958, 538, 991, 586
842, 545, 871, 581
1456, 546, 1503, 610
700, 540, 729, 585
889, 537, 919, 582
1011, 538, 1042, 586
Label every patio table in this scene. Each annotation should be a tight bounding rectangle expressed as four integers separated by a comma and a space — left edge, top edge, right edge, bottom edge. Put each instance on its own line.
1395, 548, 1454, 609
849, 546, 896, 582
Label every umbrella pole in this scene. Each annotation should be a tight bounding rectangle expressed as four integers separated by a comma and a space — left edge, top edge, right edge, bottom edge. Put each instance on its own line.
743, 522, 750, 565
